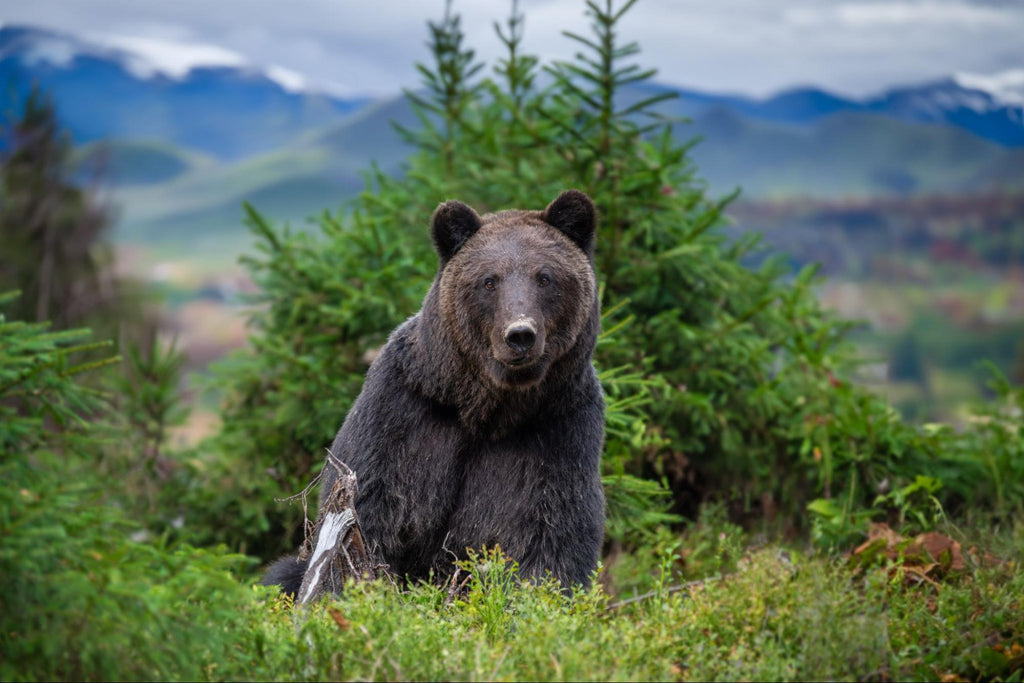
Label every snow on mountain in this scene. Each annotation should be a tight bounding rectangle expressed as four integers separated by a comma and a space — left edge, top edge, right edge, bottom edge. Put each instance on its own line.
867, 75, 1024, 144
0, 24, 368, 159
0, 24, 320, 96
91, 34, 247, 80
90, 33, 321, 95
954, 69, 1024, 109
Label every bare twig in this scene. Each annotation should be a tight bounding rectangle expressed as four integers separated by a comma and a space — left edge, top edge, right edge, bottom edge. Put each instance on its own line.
604, 575, 722, 612
274, 455, 329, 562
443, 566, 473, 606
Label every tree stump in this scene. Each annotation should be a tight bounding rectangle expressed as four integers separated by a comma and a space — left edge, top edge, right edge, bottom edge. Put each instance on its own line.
296, 455, 377, 605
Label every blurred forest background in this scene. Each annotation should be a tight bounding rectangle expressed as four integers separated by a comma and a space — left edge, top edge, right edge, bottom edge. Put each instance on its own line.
1, 1, 1022, 680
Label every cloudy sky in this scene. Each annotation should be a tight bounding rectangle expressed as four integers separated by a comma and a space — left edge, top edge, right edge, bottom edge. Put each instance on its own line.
3, 0, 1024, 98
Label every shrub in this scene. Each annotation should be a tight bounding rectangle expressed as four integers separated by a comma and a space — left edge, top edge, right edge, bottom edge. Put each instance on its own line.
0, 293, 262, 681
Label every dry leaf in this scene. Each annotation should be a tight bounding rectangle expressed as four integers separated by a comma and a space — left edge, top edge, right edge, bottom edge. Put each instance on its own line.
867, 522, 905, 547
911, 532, 965, 573
326, 607, 351, 631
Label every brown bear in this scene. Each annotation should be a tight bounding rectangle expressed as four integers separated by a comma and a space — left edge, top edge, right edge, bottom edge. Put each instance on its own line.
263, 189, 605, 594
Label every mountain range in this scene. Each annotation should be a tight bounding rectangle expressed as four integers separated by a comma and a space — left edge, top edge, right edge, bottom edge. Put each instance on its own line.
1, 23, 1023, 249
0, 25, 366, 160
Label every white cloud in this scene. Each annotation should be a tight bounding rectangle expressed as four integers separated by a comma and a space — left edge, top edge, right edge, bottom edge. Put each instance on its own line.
786, 1, 1008, 29
93, 34, 246, 79
955, 68, 1024, 105
834, 1, 1006, 27
264, 65, 309, 93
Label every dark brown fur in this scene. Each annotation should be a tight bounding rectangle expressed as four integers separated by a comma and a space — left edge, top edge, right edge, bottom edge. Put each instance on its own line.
264, 190, 605, 594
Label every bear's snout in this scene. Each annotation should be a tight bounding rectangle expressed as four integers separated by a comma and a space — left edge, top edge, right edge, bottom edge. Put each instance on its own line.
504, 320, 537, 355
492, 315, 547, 383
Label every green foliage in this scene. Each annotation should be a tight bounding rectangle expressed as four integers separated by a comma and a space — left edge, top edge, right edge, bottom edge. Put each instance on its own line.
113, 334, 189, 462
0, 290, 117, 451
606, 502, 746, 598
1, 454, 258, 682
958, 365, 1024, 518
98, 333, 192, 524
0, 293, 260, 682
806, 363, 1024, 548
873, 474, 945, 530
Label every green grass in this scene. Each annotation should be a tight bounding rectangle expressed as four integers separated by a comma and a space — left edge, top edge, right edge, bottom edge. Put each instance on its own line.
235, 525, 1023, 682
9, 456, 1021, 683
18, 518, 1023, 682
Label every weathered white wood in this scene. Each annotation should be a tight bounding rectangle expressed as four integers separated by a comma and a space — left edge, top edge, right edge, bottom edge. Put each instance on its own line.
292, 454, 377, 610
298, 508, 355, 605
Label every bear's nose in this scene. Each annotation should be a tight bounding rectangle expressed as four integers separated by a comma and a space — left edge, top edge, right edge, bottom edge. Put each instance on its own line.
504, 322, 536, 354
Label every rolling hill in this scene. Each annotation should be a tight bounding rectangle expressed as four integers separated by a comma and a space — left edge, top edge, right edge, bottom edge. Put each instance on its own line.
688, 108, 1024, 198
70, 140, 215, 186
107, 95, 416, 248
106, 95, 1024, 251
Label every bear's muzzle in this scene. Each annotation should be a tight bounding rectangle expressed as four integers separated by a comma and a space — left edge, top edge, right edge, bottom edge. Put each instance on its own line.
503, 319, 538, 356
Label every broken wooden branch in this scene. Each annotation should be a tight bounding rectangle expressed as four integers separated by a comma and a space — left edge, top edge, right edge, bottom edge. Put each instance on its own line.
296, 453, 378, 605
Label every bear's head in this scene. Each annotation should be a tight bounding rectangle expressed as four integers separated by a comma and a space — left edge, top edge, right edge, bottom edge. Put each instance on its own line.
431, 190, 597, 390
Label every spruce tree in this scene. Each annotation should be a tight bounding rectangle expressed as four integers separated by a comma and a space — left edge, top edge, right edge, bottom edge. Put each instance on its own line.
0, 87, 117, 331
202, 0, 986, 556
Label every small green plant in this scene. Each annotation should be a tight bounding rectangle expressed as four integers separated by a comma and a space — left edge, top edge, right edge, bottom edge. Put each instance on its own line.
873, 474, 945, 532
962, 363, 1024, 518
101, 334, 191, 523
808, 496, 876, 550
454, 546, 523, 640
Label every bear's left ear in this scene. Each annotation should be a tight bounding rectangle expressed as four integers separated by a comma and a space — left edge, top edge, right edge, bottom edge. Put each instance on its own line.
543, 189, 596, 254
431, 200, 482, 265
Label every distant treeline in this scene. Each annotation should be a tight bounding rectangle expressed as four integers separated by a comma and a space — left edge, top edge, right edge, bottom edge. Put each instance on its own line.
731, 192, 1024, 274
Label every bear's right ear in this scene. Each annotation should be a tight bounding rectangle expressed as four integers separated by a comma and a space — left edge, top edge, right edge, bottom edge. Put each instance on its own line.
431, 200, 482, 265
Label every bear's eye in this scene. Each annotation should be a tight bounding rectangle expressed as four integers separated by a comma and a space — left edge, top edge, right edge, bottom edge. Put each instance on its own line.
483, 277, 497, 291
537, 274, 551, 287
